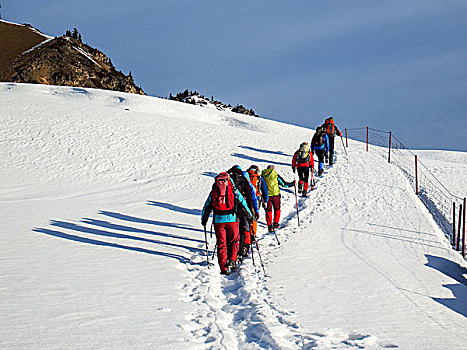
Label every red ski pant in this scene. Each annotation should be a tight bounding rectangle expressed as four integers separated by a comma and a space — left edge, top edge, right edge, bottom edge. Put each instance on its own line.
244, 220, 257, 245
265, 195, 281, 226
214, 222, 240, 272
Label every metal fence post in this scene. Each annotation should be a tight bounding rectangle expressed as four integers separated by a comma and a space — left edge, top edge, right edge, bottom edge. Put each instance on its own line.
453, 202, 457, 247
366, 127, 369, 152
415, 155, 418, 195
388, 131, 392, 163
463, 198, 466, 257
457, 204, 462, 251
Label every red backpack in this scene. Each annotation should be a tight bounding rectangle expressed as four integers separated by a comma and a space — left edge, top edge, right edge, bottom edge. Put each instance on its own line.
211, 172, 236, 215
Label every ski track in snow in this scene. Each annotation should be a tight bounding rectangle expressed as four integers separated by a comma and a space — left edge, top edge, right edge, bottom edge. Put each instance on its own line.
179, 155, 389, 349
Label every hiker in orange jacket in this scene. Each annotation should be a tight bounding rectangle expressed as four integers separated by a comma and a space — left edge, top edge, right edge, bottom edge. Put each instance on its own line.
321, 116, 342, 165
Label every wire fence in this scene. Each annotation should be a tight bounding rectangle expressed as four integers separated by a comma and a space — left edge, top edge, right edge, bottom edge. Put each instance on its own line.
345, 127, 466, 257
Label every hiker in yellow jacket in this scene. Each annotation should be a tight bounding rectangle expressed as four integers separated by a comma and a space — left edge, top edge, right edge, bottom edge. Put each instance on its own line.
261, 165, 295, 232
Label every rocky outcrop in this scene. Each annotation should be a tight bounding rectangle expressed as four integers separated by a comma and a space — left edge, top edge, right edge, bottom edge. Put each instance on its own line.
169, 89, 258, 117
0, 20, 144, 95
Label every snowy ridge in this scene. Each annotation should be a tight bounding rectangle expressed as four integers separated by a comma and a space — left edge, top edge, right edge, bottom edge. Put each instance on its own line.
1, 83, 466, 349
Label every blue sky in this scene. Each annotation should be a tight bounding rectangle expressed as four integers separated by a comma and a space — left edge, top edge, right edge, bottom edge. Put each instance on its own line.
3, 1, 467, 151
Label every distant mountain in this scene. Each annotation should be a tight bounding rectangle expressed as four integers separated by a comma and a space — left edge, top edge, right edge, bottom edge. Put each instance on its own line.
0, 20, 144, 95
169, 89, 259, 117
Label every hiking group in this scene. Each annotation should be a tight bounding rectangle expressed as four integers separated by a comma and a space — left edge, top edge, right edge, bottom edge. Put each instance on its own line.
201, 116, 342, 275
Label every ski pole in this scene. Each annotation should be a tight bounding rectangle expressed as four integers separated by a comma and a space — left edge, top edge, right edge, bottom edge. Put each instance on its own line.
294, 181, 300, 226
210, 223, 213, 239
250, 237, 256, 267
254, 240, 266, 275
310, 169, 316, 188
211, 243, 217, 260
340, 135, 347, 156
203, 226, 210, 268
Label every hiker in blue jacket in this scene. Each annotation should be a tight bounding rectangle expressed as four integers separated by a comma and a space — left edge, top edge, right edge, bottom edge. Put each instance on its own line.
310, 126, 329, 176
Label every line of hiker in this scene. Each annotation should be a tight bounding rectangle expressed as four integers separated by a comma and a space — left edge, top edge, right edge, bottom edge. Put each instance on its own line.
201, 165, 294, 275
201, 116, 342, 275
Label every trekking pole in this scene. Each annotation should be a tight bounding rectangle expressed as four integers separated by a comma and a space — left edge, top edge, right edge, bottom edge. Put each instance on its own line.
272, 228, 280, 245
340, 135, 347, 156
250, 239, 256, 267
203, 226, 210, 268
254, 240, 266, 275
211, 243, 217, 260
293, 182, 300, 226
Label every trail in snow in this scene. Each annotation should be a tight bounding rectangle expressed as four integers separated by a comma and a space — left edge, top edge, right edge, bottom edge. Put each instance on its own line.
179, 156, 389, 349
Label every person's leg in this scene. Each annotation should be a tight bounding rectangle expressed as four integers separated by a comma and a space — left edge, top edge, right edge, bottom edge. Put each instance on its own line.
272, 195, 281, 228
329, 137, 335, 164
214, 223, 228, 273
316, 149, 325, 175
266, 198, 274, 231
225, 222, 240, 265
302, 168, 310, 193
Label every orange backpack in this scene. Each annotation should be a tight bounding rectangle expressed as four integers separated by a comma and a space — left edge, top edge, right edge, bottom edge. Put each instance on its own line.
248, 170, 261, 197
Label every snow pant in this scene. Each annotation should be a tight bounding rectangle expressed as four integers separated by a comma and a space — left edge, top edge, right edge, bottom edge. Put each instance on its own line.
328, 136, 335, 164
238, 215, 250, 254
214, 222, 240, 273
265, 195, 281, 227
297, 167, 310, 192
245, 220, 257, 245
315, 149, 326, 171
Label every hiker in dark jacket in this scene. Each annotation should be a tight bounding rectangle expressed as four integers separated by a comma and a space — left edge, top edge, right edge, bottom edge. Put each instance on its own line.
227, 165, 259, 259
321, 116, 342, 165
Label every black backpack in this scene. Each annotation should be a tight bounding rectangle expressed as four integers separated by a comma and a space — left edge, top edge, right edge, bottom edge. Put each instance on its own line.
312, 131, 325, 147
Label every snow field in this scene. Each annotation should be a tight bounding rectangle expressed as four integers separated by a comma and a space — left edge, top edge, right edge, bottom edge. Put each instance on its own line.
1, 83, 466, 349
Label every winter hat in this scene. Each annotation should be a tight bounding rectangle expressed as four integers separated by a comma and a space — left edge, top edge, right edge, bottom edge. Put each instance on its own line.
267, 165, 275, 170
248, 165, 260, 173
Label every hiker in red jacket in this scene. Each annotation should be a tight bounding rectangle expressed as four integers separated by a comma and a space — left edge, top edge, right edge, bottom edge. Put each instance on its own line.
201, 172, 253, 275
321, 116, 342, 165
292, 142, 314, 197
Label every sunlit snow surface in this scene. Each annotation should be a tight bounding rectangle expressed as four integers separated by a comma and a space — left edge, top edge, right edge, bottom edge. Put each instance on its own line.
1, 83, 466, 349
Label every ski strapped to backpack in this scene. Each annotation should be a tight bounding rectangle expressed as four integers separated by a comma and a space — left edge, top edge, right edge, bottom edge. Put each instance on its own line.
211, 172, 236, 215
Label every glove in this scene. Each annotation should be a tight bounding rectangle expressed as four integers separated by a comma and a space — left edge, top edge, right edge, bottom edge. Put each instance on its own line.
292, 168, 296, 173
255, 212, 260, 220
262, 202, 267, 210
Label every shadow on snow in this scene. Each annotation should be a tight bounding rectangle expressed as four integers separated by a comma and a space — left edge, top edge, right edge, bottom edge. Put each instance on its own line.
238, 145, 292, 158
33, 209, 206, 265
147, 200, 202, 216
232, 152, 290, 167
425, 254, 467, 317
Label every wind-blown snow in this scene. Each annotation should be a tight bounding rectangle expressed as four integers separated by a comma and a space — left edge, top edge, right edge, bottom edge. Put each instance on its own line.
1, 83, 466, 349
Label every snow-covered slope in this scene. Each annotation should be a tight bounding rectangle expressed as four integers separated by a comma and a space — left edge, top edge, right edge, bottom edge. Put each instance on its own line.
1, 83, 466, 349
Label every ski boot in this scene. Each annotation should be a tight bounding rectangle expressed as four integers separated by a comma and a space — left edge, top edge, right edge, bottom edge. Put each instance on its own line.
226, 260, 237, 272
